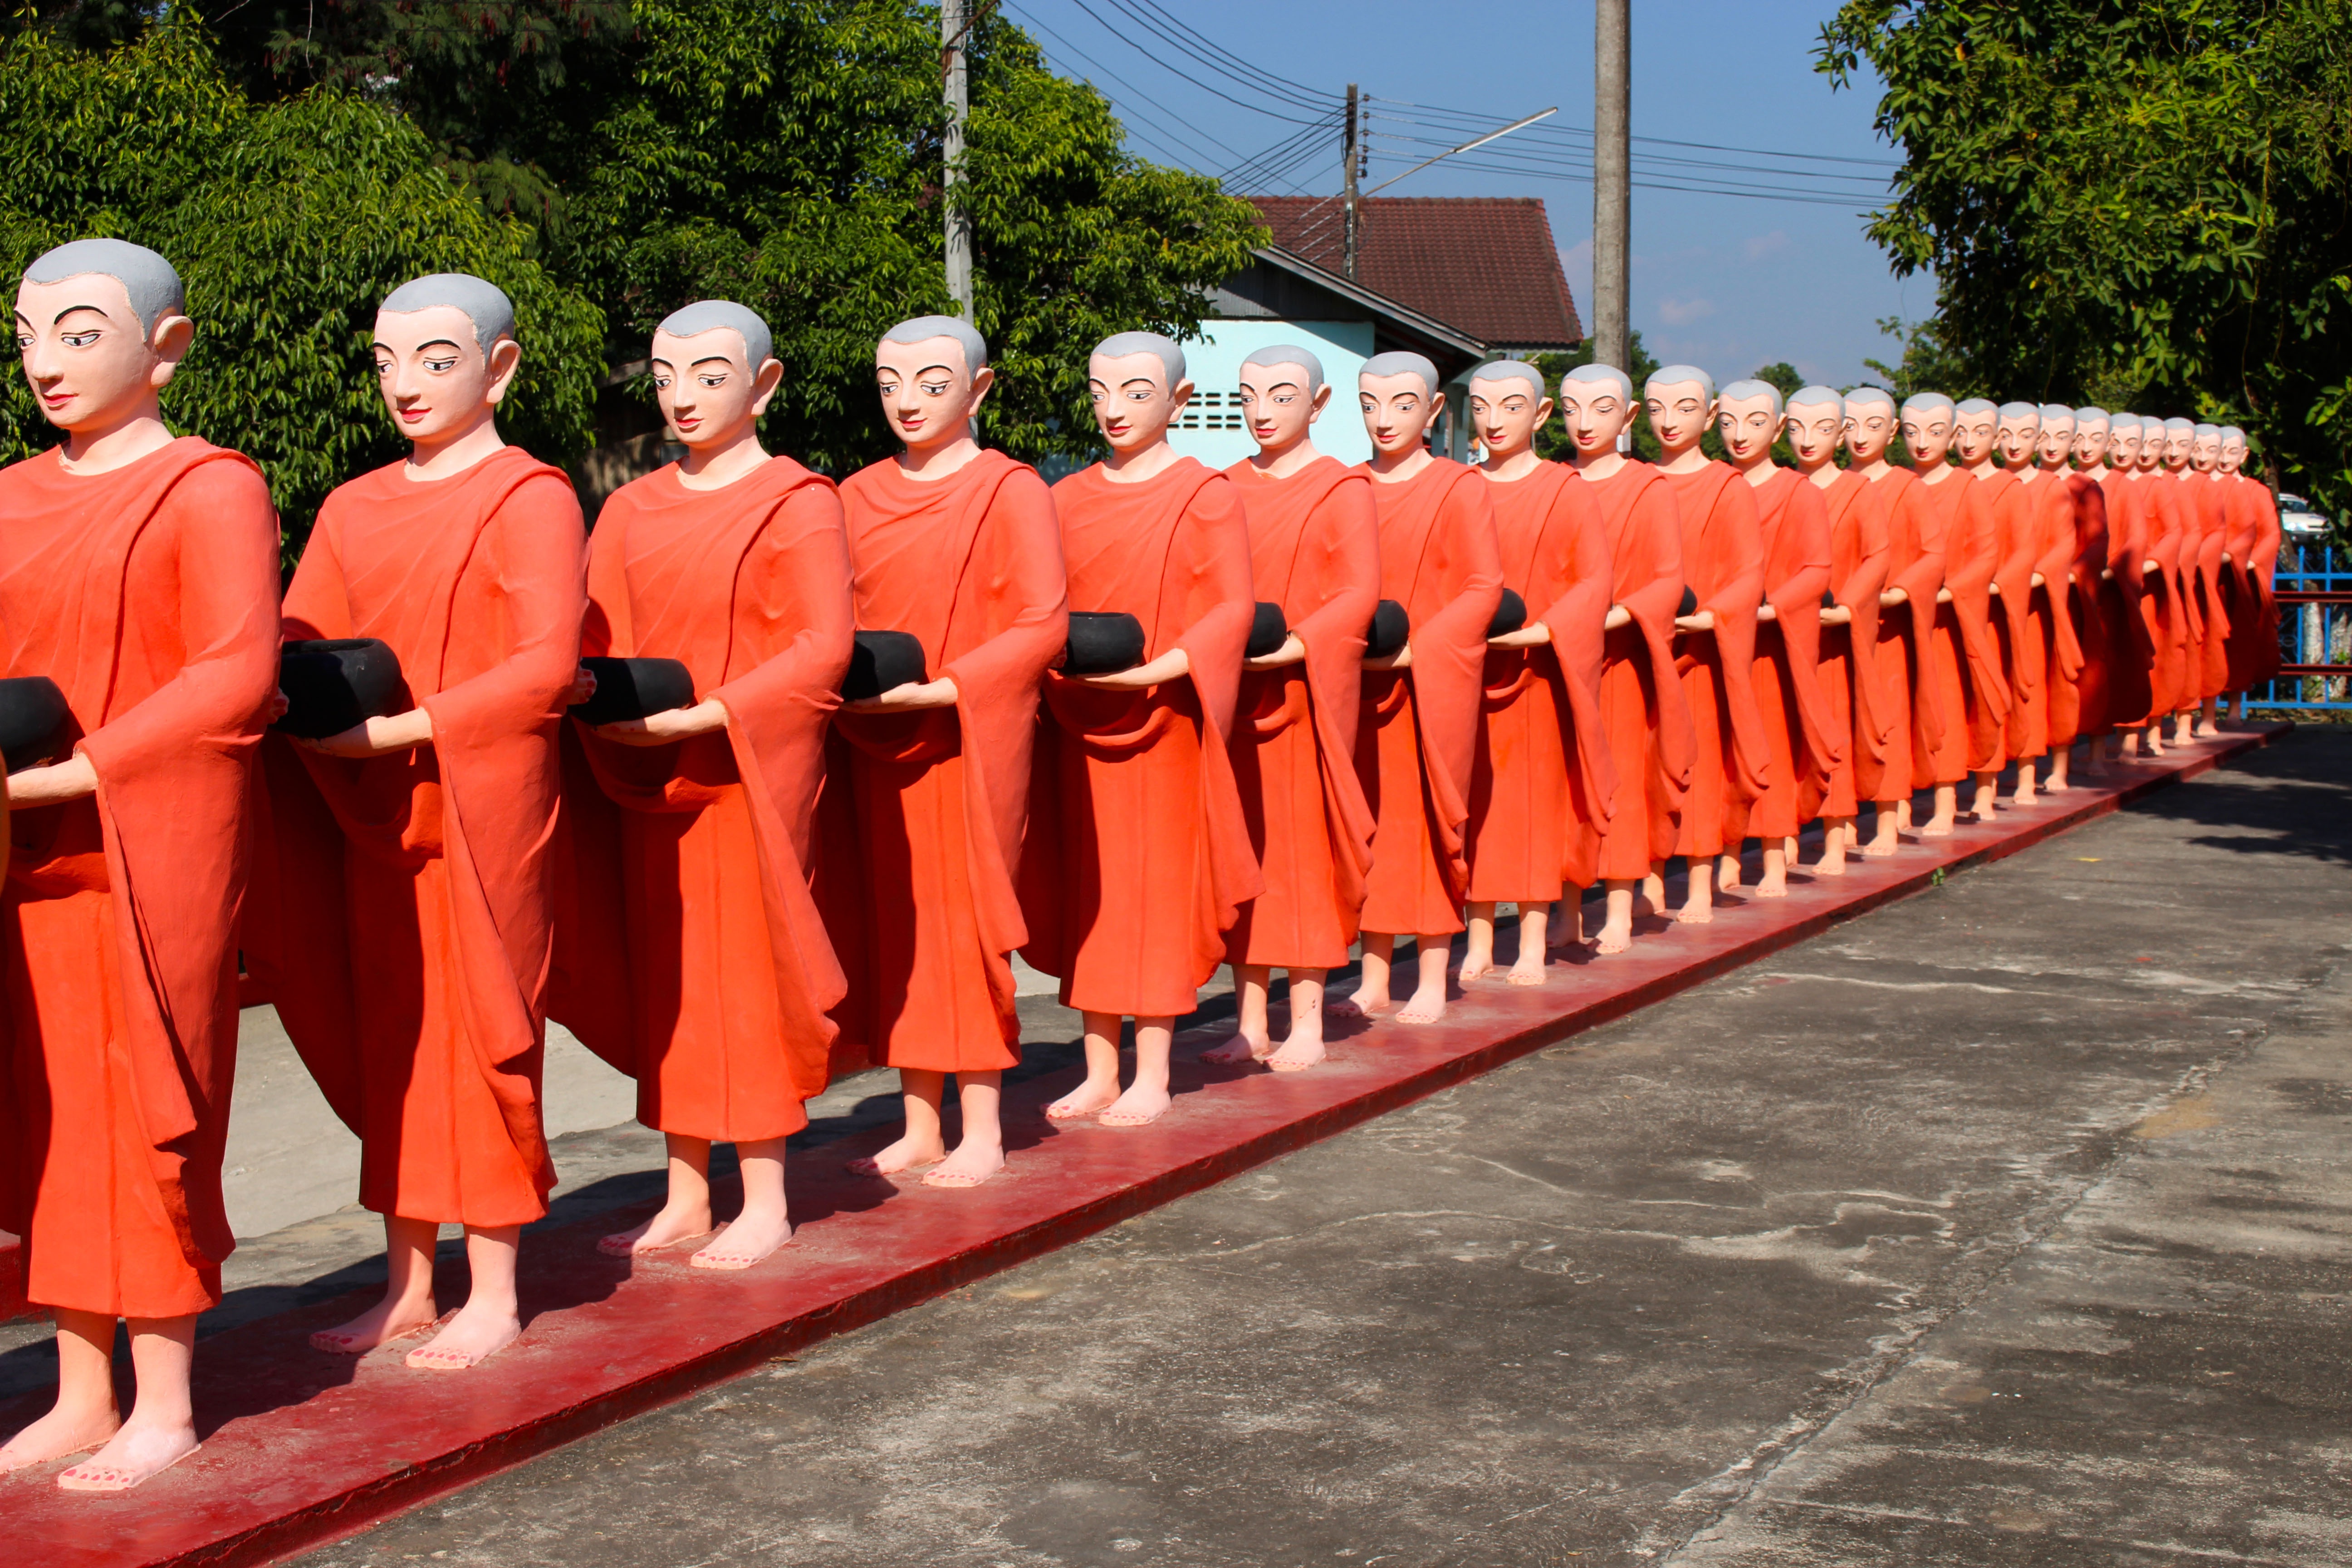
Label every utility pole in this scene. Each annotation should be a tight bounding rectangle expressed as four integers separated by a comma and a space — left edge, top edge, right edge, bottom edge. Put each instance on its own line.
943, 0, 975, 317
1592, 0, 1630, 373
1342, 83, 1361, 280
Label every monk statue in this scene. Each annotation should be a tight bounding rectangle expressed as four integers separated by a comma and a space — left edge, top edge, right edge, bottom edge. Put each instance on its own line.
1205, 345, 1377, 1072
1460, 360, 1612, 980
1556, 364, 1689, 953
1344, 352, 1502, 1024
1896, 392, 1972, 835
1788, 386, 1885, 875
1020, 333, 1259, 1119
551, 300, 854, 1270
1991, 402, 2060, 806
255, 273, 588, 1372
2033, 403, 2110, 789
1843, 387, 1935, 856
2182, 421, 2232, 738
1946, 398, 2016, 823
819, 317, 1066, 1187
0, 240, 278, 1489
2217, 426, 2281, 721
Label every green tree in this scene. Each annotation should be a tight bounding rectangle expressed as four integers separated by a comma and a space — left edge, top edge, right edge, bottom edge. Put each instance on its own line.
1818, 0, 2352, 513
1533, 329, 1663, 464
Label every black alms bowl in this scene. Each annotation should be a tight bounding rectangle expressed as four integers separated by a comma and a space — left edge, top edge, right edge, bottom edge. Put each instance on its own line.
572, 657, 695, 726
0, 676, 68, 773
1366, 599, 1410, 660
1246, 601, 1288, 660
1064, 611, 1147, 676
1678, 585, 1700, 618
841, 630, 929, 702
1488, 588, 1528, 638
275, 638, 402, 740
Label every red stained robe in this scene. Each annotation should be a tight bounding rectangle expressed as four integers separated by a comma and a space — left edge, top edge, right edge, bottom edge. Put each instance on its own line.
1993, 470, 2058, 764
2096, 467, 2157, 730
1221, 459, 1378, 971
1859, 468, 1940, 804
1904, 470, 1995, 784
0, 441, 278, 1318
254, 447, 585, 1228
1736, 468, 1839, 841
1579, 461, 1692, 879
2136, 475, 2200, 720
1661, 463, 1769, 860
2224, 475, 2283, 691
1355, 459, 1503, 936
553, 459, 853, 1143
1020, 460, 1260, 1017
819, 453, 1065, 1073
2044, 473, 2109, 749
1817, 470, 1889, 818
2179, 472, 2233, 701
1468, 461, 1615, 902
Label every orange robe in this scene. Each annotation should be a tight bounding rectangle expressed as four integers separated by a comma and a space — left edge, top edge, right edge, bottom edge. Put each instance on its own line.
820, 453, 1065, 1073
2180, 473, 2233, 701
253, 447, 584, 1229
1580, 461, 1692, 879
0, 441, 277, 1318
2097, 468, 2157, 729
1661, 463, 1769, 860
1818, 470, 1889, 818
1738, 468, 1839, 841
1993, 470, 2053, 764
2224, 475, 2282, 691
1356, 460, 1503, 936
1859, 468, 1940, 803
1020, 460, 1261, 1017
2136, 476, 2199, 720
2045, 473, 2108, 747
1468, 462, 1615, 902
553, 459, 853, 1143
1221, 458, 1378, 971
1906, 470, 1995, 784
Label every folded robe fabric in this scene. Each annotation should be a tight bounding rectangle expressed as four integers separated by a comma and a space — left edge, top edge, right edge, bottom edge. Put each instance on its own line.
553, 457, 853, 1144
1945, 469, 2016, 776
1898, 470, 1980, 786
253, 446, 584, 1229
1736, 466, 1838, 842
2223, 475, 2282, 691
2133, 475, 2198, 721
1468, 460, 1616, 901
2045, 473, 2109, 747
0, 439, 277, 1318
1020, 459, 1262, 1017
819, 451, 1065, 1073
1578, 460, 1693, 880
1221, 458, 1379, 971
2097, 467, 2158, 729
1661, 462, 1770, 860
1860, 468, 1940, 803
1355, 459, 1504, 937
2179, 472, 2234, 702
1817, 468, 1890, 817
1990, 469, 2048, 764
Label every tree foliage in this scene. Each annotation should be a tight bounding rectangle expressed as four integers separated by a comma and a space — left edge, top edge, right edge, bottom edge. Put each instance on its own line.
1818, 0, 2352, 510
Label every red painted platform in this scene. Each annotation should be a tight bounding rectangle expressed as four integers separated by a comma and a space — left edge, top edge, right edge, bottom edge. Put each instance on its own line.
0, 727, 2284, 1563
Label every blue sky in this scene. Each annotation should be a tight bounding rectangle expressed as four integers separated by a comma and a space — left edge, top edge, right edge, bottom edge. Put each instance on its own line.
1001, 0, 1931, 389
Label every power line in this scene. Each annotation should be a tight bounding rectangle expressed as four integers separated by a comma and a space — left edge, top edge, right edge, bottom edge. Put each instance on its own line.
1003, 3, 1265, 172
1102, 0, 1338, 114
1061, 0, 1334, 126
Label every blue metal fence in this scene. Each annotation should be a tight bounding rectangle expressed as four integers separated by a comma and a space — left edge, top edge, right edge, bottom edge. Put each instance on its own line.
2249, 537, 2352, 712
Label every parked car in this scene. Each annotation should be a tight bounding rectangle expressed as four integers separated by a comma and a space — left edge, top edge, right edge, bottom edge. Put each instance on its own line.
2278, 494, 2330, 535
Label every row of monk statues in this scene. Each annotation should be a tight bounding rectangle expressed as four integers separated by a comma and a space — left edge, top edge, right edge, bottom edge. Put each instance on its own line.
0, 238, 2283, 1490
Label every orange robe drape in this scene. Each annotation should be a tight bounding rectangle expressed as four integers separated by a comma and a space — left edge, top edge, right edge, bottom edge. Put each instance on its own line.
1904, 470, 1992, 784
2180, 472, 2233, 702
1468, 461, 1615, 902
1020, 460, 1261, 1017
819, 453, 1066, 1074
2140, 475, 2200, 721
1946, 470, 2016, 776
2097, 468, 2157, 730
0, 441, 277, 1318
1580, 461, 1692, 879
1221, 458, 1378, 971
1818, 469, 1889, 818
2045, 472, 2109, 748
1356, 459, 1503, 937
2224, 475, 2282, 691
1662, 463, 1769, 860
1861, 468, 1940, 803
252, 448, 584, 1229
553, 459, 853, 1144
1738, 467, 1839, 842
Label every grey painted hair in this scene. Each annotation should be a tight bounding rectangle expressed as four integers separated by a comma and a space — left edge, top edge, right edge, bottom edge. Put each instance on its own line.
1719, 378, 1784, 418
381, 273, 516, 355
1240, 343, 1324, 391
1996, 401, 2041, 425
2163, 416, 2195, 433
657, 300, 773, 369
1955, 398, 1999, 418
1901, 392, 1955, 418
2037, 402, 2075, 423
2108, 412, 2143, 432
1360, 350, 1440, 397
2073, 406, 2109, 425
1468, 358, 1546, 397
2192, 421, 2221, 439
24, 237, 185, 333
1846, 385, 1896, 414
1787, 385, 1844, 416
1565, 363, 1634, 402
2221, 425, 2247, 444
1092, 330, 1185, 389
1646, 363, 1715, 402
882, 314, 988, 374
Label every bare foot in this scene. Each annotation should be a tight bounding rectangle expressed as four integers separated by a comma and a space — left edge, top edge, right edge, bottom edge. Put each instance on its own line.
1754, 872, 1788, 898
0, 1404, 118, 1474
310, 1294, 439, 1354
1716, 854, 1743, 893
405, 1303, 519, 1372
1505, 953, 1546, 985
690, 1210, 793, 1270
1921, 809, 1956, 838
847, 1132, 947, 1176
1200, 1028, 1271, 1066
1594, 916, 1632, 955
1045, 1079, 1123, 1119
1675, 902, 1715, 924
597, 1200, 715, 1258
921, 1142, 1005, 1188
1099, 1083, 1172, 1127
54, 1421, 197, 1492
1546, 904, 1583, 948
1395, 983, 1447, 1024
1267, 1034, 1327, 1071
1344, 985, 1396, 1018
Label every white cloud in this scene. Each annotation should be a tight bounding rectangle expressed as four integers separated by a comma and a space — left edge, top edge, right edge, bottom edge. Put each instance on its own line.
1657, 296, 1716, 327
1744, 230, 1792, 262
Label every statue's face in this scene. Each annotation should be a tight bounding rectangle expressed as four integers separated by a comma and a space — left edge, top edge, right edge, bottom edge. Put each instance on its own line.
2190, 431, 2220, 473
1901, 407, 1954, 465
2073, 421, 2109, 467
1843, 402, 1896, 463
13, 271, 183, 435
2108, 426, 2142, 467
2162, 426, 2193, 466
1784, 402, 1842, 469
1714, 392, 1779, 466
2136, 431, 2166, 471
1995, 413, 2039, 468
1237, 361, 1325, 451
1088, 350, 1189, 456
1557, 378, 1632, 458
650, 327, 773, 450
372, 304, 513, 445
2037, 416, 2074, 466
1467, 376, 1551, 461
874, 335, 991, 452
1950, 409, 1995, 464
2219, 436, 2246, 475
1643, 379, 1712, 456
1358, 371, 1441, 458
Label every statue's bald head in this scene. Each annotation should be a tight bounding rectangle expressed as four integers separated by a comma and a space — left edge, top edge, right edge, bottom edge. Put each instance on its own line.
657, 299, 773, 369
1902, 392, 1955, 419
1846, 386, 1896, 416
24, 238, 184, 333
1566, 363, 1633, 403
381, 273, 515, 356
1787, 385, 1844, 418
1242, 343, 1324, 392
1468, 358, 1546, 398
1720, 378, 1784, 419
1647, 363, 1715, 402
1092, 330, 1185, 389
1361, 350, 1440, 397
882, 314, 988, 377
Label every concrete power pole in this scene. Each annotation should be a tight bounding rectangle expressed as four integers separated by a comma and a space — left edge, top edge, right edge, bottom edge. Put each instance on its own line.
1592, 0, 1630, 372
1343, 83, 1361, 281
943, 0, 975, 317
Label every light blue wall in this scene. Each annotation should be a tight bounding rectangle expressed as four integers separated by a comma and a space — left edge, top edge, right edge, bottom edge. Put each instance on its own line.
1169, 318, 1377, 469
